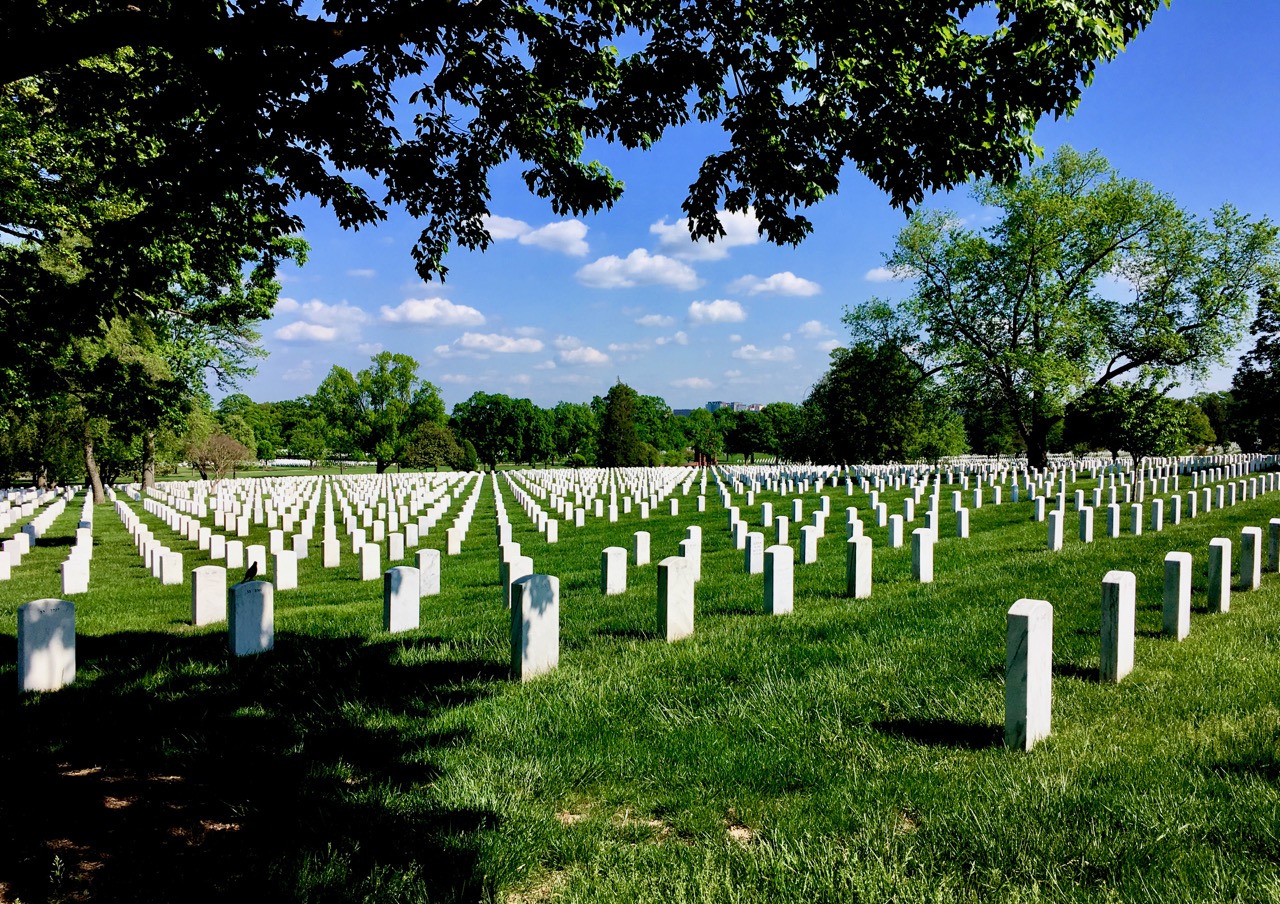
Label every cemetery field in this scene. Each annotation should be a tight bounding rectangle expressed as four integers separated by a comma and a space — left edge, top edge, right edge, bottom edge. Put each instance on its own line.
5, 469, 1280, 903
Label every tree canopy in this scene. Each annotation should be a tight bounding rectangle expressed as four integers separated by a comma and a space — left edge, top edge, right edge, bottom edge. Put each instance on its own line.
4, 0, 1167, 292
847, 147, 1279, 469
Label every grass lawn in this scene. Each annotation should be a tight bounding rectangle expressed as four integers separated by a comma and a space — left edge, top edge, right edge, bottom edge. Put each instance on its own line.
3, 468, 1280, 903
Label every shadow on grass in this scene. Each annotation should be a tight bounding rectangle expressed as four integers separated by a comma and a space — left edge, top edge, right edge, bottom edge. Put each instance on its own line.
1055, 662, 1099, 683
0, 629, 502, 903
873, 718, 1003, 750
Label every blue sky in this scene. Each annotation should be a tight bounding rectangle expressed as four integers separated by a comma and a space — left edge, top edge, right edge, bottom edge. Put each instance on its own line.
242, 1, 1280, 412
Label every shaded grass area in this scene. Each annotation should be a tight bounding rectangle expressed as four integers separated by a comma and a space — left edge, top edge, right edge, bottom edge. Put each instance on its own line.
3, 472, 1280, 902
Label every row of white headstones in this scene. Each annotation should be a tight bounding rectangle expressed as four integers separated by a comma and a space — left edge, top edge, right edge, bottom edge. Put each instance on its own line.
13, 453, 1277, 752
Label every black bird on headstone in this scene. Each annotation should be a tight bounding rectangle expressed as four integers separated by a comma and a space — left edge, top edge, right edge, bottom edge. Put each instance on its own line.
242, 561, 259, 584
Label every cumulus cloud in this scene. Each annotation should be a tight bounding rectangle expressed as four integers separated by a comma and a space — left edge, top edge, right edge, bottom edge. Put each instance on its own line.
607, 342, 647, 352
730, 271, 822, 296
650, 208, 760, 261
275, 297, 370, 328
357, 342, 384, 355
865, 265, 914, 282
655, 331, 689, 346
439, 373, 470, 383
635, 313, 675, 328
798, 320, 831, 339
533, 360, 557, 370
729, 334, 742, 343
553, 335, 583, 350
282, 360, 315, 381
816, 339, 841, 353
434, 332, 544, 358
732, 344, 795, 362
346, 268, 377, 278
560, 345, 610, 366
672, 377, 714, 389
275, 321, 338, 342
482, 214, 590, 255
576, 249, 700, 290
380, 297, 486, 327
688, 299, 746, 324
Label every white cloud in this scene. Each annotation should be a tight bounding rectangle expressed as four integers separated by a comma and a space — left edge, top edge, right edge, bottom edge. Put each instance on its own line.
434, 333, 544, 358
439, 373, 470, 383
782, 333, 792, 341
275, 297, 369, 328
346, 268, 377, 278
672, 377, 714, 389
512, 373, 533, 386
729, 334, 742, 342
688, 299, 746, 324
635, 314, 675, 328
865, 265, 914, 283
482, 214, 531, 240
357, 342, 384, 355
482, 214, 590, 256
650, 208, 760, 261
560, 345, 610, 366
732, 344, 796, 362
730, 271, 822, 296
724, 369, 743, 379
275, 321, 338, 342
816, 339, 841, 353
553, 335, 583, 350
522, 220, 589, 256
380, 297, 486, 327
607, 342, 647, 352
533, 360, 557, 370
655, 331, 689, 346
282, 360, 314, 381
798, 320, 831, 339
576, 249, 701, 290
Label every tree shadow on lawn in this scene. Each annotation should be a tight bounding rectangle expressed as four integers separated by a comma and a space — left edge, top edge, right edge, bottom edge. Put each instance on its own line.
873, 718, 1003, 750
0, 629, 504, 903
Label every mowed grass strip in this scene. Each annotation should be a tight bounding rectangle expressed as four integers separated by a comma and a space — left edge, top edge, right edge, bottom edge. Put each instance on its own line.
2, 472, 1280, 903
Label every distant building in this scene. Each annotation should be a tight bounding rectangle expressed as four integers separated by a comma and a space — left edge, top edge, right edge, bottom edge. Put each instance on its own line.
704, 400, 765, 413
705, 401, 734, 412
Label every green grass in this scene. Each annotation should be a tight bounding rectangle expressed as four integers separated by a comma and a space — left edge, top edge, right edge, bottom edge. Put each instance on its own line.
4, 469, 1280, 903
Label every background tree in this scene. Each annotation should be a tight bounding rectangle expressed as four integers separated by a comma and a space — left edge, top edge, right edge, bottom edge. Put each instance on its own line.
1064, 383, 1191, 465
1231, 288, 1280, 452
682, 409, 724, 466
805, 341, 966, 464
552, 402, 598, 464
1191, 391, 1234, 451
452, 392, 522, 468
597, 383, 643, 468
403, 422, 465, 472
312, 353, 445, 472
847, 147, 1279, 468
189, 433, 251, 485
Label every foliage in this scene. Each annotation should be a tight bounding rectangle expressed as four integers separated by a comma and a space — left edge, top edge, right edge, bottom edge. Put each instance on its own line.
597, 382, 643, 468
1, 1, 1168, 288
1063, 383, 1190, 465
402, 422, 465, 472
188, 433, 251, 484
804, 341, 966, 464
681, 408, 724, 465
1191, 391, 1233, 450
312, 352, 445, 472
1232, 288, 1280, 452
846, 147, 1279, 468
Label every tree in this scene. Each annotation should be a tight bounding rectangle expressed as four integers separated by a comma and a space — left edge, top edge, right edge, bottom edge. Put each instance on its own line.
846, 147, 1279, 469
189, 433, 251, 485
759, 403, 807, 462
597, 383, 643, 468
1064, 383, 1190, 465
1232, 288, 1280, 452
312, 353, 445, 472
3, 2, 1167, 293
403, 422, 465, 472
452, 392, 521, 468
682, 409, 724, 466
551, 402, 597, 463
805, 341, 966, 464
724, 410, 775, 464
1192, 391, 1233, 451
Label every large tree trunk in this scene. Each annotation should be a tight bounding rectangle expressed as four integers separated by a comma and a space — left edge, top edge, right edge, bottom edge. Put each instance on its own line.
376, 459, 388, 473
84, 430, 106, 504
142, 430, 157, 488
